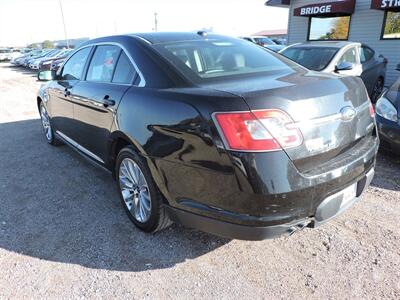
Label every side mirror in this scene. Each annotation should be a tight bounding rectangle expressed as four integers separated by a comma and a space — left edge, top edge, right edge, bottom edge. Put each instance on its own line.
37, 70, 55, 81
335, 62, 354, 72
396, 63, 400, 71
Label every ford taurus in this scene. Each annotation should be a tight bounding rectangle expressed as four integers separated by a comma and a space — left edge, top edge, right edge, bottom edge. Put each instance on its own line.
37, 32, 378, 240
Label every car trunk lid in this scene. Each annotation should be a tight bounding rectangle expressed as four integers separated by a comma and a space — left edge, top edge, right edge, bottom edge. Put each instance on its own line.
205, 70, 375, 174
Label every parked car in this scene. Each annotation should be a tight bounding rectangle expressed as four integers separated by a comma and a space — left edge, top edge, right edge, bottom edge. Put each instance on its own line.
29, 49, 71, 70
38, 50, 72, 71
15, 49, 43, 66
8, 49, 24, 60
280, 42, 387, 103
0, 48, 12, 61
272, 38, 287, 45
376, 63, 400, 154
22, 49, 54, 67
37, 33, 377, 240
26, 49, 59, 68
49, 57, 66, 71
241, 36, 285, 52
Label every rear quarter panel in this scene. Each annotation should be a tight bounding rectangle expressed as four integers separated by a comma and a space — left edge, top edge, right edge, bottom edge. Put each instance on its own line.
114, 86, 248, 210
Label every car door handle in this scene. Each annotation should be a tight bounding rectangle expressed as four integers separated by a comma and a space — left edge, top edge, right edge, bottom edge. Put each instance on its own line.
64, 88, 70, 97
102, 95, 115, 107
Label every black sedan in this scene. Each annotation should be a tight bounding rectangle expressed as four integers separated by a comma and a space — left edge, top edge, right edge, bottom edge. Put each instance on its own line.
376, 64, 400, 154
37, 32, 378, 240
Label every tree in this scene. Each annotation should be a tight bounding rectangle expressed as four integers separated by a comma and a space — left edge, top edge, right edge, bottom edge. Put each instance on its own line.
27, 43, 39, 49
384, 11, 400, 35
42, 40, 54, 49
330, 16, 350, 39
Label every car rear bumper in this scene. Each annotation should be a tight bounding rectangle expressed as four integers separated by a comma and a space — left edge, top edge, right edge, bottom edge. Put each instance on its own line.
167, 167, 374, 240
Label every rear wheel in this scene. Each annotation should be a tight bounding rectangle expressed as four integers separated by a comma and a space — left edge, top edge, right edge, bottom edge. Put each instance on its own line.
116, 146, 172, 233
371, 78, 384, 104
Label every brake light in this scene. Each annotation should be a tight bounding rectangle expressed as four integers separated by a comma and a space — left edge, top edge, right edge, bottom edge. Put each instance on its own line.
369, 103, 375, 118
213, 109, 303, 151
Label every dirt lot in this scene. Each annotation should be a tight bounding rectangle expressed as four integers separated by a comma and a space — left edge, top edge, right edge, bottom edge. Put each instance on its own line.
0, 62, 399, 299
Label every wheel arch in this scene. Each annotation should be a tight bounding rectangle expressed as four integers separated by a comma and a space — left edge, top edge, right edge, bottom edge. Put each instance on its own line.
36, 96, 43, 111
108, 131, 171, 204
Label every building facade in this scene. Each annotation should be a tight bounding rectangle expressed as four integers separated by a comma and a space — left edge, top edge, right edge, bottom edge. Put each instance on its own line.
267, 0, 400, 85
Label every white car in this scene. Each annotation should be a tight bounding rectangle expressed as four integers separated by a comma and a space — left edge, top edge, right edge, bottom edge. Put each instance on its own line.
280, 41, 388, 102
0, 49, 12, 61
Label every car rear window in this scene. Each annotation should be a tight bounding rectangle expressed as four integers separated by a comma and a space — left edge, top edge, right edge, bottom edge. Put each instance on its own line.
281, 47, 338, 71
153, 39, 294, 82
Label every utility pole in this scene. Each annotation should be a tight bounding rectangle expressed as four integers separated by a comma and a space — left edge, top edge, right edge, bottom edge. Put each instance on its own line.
59, 0, 69, 49
154, 12, 158, 32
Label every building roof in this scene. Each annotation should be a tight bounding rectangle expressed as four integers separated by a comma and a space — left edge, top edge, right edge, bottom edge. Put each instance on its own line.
265, 0, 291, 8
252, 29, 287, 36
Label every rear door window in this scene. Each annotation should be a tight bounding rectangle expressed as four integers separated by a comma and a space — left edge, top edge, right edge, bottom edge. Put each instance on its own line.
359, 46, 375, 63
112, 51, 137, 84
86, 45, 120, 83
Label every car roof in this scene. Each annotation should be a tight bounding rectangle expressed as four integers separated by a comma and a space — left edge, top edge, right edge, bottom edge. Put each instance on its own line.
128, 32, 235, 44
288, 41, 360, 49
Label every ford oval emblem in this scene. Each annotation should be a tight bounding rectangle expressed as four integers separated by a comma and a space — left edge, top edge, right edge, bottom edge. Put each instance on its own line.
340, 106, 356, 122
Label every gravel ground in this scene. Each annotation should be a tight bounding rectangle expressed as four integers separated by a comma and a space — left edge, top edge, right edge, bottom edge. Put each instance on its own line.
0, 62, 399, 299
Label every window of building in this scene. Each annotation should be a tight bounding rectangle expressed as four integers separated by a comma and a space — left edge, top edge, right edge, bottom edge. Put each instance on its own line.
382, 11, 400, 40
308, 16, 351, 41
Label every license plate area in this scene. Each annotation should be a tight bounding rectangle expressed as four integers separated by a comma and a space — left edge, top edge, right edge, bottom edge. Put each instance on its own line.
340, 183, 357, 208
315, 182, 357, 223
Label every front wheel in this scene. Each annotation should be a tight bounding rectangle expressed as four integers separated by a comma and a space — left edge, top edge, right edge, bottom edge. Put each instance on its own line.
116, 146, 172, 233
39, 102, 62, 146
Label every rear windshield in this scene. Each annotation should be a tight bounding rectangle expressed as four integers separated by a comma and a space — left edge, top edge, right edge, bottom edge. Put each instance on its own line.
281, 47, 338, 71
153, 39, 295, 82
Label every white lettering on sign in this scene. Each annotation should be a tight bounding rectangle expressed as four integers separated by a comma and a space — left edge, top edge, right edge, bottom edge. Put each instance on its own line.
300, 4, 332, 15
381, 0, 400, 8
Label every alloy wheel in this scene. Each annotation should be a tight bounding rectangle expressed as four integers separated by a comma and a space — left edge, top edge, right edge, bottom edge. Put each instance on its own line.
119, 158, 152, 223
40, 103, 52, 141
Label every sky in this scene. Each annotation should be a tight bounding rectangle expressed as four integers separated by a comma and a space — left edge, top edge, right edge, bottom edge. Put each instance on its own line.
0, 0, 289, 47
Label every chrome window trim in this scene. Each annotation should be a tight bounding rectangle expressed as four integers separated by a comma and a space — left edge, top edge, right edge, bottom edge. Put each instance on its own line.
56, 130, 105, 164
60, 42, 146, 87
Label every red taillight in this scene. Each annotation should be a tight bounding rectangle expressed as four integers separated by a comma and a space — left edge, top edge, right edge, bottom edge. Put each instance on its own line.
214, 109, 303, 152
369, 103, 375, 117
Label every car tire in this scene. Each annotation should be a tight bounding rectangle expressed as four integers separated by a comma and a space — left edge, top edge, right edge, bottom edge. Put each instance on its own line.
39, 101, 62, 146
116, 146, 172, 233
371, 78, 384, 104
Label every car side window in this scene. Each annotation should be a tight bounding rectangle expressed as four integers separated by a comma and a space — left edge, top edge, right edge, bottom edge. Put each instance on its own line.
60, 47, 91, 81
338, 47, 357, 65
360, 46, 375, 63
112, 51, 137, 84
86, 45, 120, 83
